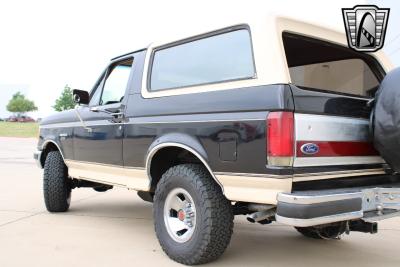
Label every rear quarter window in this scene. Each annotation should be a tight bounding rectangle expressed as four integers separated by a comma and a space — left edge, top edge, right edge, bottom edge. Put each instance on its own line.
149, 28, 255, 91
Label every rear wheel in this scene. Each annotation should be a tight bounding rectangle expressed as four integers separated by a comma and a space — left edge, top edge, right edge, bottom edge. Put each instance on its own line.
153, 164, 234, 265
43, 151, 71, 212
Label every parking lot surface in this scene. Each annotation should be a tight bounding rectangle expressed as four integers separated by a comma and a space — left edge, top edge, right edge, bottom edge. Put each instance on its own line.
0, 137, 399, 266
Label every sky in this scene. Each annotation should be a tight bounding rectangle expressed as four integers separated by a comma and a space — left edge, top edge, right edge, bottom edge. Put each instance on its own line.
0, 0, 399, 119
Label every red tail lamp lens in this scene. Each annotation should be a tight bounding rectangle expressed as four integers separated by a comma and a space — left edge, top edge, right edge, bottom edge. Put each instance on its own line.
267, 112, 294, 157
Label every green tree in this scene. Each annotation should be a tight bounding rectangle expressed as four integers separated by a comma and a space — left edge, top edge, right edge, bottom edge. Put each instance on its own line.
6, 91, 38, 116
53, 85, 75, 111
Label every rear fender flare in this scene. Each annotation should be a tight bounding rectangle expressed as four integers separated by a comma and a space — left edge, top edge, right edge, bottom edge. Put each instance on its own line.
145, 133, 223, 191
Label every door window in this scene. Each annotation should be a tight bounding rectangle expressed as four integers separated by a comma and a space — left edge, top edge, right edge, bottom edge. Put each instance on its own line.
90, 58, 133, 106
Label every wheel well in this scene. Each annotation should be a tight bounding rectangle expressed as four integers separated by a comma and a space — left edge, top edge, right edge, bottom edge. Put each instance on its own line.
149, 146, 206, 191
41, 142, 61, 167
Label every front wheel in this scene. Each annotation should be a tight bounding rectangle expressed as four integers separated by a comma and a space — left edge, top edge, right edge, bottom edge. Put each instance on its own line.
43, 151, 71, 212
153, 164, 234, 265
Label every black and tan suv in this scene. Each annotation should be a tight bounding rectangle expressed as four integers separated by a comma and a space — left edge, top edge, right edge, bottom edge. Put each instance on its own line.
34, 15, 400, 265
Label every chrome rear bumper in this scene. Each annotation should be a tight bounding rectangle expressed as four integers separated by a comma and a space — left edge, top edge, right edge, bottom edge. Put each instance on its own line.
276, 186, 400, 227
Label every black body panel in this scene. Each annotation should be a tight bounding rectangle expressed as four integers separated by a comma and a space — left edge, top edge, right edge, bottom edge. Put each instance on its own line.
72, 107, 124, 166
40, 109, 79, 126
123, 84, 294, 174
130, 84, 294, 117
290, 85, 371, 119
38, 110, 77, 160
293, 174, 400, 191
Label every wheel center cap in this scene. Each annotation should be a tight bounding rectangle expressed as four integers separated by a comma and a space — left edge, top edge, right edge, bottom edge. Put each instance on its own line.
178, 210, 185, 221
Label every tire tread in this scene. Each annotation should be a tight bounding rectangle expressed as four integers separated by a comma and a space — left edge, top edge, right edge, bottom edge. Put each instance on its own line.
43, 151, 71, 212
154, 164, 234, 265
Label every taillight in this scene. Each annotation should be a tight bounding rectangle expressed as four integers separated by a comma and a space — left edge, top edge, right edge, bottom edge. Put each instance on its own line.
267, 111, 294, 166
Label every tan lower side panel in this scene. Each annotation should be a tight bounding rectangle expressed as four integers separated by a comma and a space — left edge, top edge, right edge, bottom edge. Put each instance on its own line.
215, 175, 292, 205
65, 160, 149, 191
65, 160, 292, 204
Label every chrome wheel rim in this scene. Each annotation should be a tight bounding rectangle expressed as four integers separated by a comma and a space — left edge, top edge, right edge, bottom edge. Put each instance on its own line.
164, 188, 196, 243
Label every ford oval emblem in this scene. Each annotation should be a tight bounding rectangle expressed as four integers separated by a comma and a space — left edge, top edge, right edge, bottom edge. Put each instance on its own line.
300, 143, 319, 155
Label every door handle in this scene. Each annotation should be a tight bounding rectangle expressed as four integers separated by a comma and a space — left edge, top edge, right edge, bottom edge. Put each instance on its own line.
90, 105, 125, 122
90, 106, 123, 116
90, 106, 100, 112
111, 112, 124, 118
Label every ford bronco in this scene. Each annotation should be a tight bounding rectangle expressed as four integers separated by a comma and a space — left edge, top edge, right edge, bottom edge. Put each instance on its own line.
34, 15, 400, 265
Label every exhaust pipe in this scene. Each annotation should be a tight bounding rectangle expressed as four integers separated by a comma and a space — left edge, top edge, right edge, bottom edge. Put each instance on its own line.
247, 209, 275, 224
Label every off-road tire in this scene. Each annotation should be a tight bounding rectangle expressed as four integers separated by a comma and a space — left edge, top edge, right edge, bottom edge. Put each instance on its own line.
153, 164, 234, 265
43, 151, 71, 212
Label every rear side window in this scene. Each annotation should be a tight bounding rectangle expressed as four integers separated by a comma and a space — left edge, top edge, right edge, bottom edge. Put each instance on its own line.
283, 33, 382, 97
149, 28, 255, 91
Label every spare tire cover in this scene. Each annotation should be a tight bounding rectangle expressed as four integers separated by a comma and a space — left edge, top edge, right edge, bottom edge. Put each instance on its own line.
373, 67, 400, 172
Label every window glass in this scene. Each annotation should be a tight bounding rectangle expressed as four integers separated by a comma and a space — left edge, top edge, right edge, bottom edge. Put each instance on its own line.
100, 59, 132, 105
150, 29, 255, 91
282, 33, 381, 97
89, 76, 104, 106
289, 59, 379, 96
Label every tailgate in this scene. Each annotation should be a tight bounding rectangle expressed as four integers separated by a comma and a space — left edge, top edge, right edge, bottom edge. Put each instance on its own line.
282, 32, 388, 182
290, 85, 386, 181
